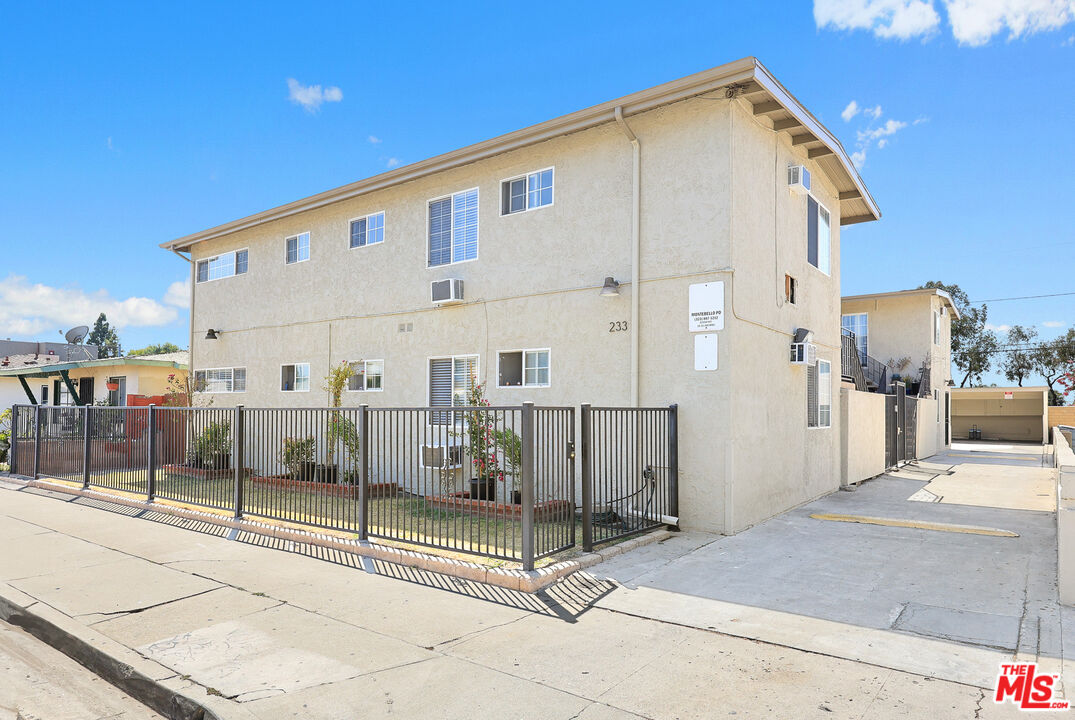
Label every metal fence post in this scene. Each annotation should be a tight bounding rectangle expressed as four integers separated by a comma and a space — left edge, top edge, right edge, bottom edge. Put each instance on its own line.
233, 405, 244, 518
580, 403, 593, 552
358, 404, 369, 541
8, 405, 18, 476
82, 406, 91, 488
668, 403, 679, 519
146, 405, 157, 502
521, 401, 535, 571
32, 405, 41, 480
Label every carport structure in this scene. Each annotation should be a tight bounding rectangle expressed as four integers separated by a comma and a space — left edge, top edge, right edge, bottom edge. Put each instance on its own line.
949, 386, 1049, 444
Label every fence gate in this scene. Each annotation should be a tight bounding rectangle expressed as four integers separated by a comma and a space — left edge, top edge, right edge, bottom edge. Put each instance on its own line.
581, 404, 679, 550
884, 383, 908, 468
904, 396, 918, 462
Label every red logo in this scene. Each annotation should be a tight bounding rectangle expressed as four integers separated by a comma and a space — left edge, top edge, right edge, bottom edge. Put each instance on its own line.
994, 663, 1069, 711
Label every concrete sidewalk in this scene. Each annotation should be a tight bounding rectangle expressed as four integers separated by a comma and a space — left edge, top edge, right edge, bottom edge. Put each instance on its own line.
0, 480, 1029, 719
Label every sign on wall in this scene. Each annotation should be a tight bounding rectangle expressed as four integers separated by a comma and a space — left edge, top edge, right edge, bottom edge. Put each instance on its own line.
695, 333, 718, 371
689, 282, 724, 332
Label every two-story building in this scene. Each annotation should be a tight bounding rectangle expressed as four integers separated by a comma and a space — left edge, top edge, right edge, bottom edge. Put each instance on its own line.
160, 57, 879, 534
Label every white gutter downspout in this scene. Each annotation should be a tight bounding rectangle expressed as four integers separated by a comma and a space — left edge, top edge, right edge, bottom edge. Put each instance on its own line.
614, 106, 640, 407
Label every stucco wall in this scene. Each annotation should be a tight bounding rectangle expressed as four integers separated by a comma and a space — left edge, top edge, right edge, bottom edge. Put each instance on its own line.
916, 396, 939, 458
186, 94, 846, 534
840, 386, 886, 486
1054, 427, 1075, 605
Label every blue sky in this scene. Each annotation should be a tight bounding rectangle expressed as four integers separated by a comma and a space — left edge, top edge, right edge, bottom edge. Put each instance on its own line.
1, 1, 1072, 384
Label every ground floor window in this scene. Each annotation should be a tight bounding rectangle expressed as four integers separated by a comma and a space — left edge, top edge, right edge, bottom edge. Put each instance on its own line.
807, 359, 831, 429
497, 348, 550, 387
194, 367, 246, 393
281, 363, 310, 392
347, 360, 384, 392
429, 355, 478, 421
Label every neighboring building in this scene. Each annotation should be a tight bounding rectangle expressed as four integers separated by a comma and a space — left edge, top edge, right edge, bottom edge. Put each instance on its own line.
951, 386, 1049, 444
841, 288, 958, 454
0, 340, 99, 411
160, 57, 880, 534
0, 352, 188, 408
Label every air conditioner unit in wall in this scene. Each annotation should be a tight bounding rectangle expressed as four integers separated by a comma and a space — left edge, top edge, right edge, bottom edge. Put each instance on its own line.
421, 443, 463, 469
788, 165, 811, 195
790, 342, 818, 365
431, 279, 464, 305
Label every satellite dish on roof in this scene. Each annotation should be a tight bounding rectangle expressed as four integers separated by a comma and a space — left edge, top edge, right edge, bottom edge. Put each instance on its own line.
65, 326, 90, 344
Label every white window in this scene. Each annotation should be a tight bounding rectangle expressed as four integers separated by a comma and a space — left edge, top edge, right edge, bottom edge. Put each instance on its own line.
281, 363, 310, 392
350, 212, 385, 249
194, 367, 246, 393
933, 309, 942, 345
501, 168, 554, 215
196, 249, 248, 283
841, 313, 868, 362
428, 189, 478, 267
807, 197, 830, 275
497, 349, 550, 387
285, 232, 310, 264
347, 360, 384, 392
429, 355, 478, 422
808, 359, 832, 428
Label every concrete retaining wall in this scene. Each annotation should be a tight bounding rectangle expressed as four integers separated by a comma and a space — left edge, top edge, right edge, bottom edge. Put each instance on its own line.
916, 397, 939, 459
1054, 427, 1075, 605
840, 387, 886, 487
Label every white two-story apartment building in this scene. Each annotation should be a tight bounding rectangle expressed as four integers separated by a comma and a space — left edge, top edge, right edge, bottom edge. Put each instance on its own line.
161, 57, 879, 534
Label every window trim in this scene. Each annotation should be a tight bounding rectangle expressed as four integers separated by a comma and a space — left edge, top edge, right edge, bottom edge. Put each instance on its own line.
499, 166, 555, 216
284, 232, 311, 265
345, 359, 385, 393
193, 366, 247, 394
427, 354, 480, 405
427, 188, 480, 268
496, 347, 552, 388
807, 195, 831, 277
348, 211, 386, 250
841, 312, 869, 362
809, 359, 832, 430
280, 362, 311, 393
195, 248, 249, 284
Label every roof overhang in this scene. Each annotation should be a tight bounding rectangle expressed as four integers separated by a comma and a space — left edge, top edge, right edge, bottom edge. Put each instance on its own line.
842, 288, 961, 320
161, 57, 879, 253
0, 357, 188, 380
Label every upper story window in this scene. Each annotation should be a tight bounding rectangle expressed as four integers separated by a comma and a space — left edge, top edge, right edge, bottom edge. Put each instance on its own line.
498, 349, 550, 387
807, 359, 832, 429
841, 313, 868, 362
933, 309, 942, 345
428, 189, 478, 267
281, 363, 310, 392
194, 367, 246, 393
196, 249, 248, 283
285, 232, 310, 264
807, 197, 831, 275
347, 360, 384, 392
501, 168, 554, 215
350, 212, 385, 249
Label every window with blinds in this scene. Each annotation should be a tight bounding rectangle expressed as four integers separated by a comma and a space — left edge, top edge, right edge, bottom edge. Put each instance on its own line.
807, 362, 818, 428
808, 360, 831, 428
807, 196, 830, 275
429, 355, 478, 423
428, 189, 478, 266
193, 367, 246, 393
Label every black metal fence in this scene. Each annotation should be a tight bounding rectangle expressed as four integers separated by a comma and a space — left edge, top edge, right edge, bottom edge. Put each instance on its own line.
9, 402, 676, 569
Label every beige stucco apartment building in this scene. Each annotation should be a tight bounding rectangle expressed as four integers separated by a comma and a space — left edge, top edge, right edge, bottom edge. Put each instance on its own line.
161, 57, 879, 534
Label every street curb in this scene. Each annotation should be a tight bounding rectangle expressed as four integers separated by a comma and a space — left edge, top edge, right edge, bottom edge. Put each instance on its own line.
0, 584, 219, 720
6, 475, 672, 593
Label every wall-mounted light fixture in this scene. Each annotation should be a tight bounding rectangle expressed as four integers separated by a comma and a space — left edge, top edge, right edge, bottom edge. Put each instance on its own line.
600, 277, 620, 297
205, 329, 219, 340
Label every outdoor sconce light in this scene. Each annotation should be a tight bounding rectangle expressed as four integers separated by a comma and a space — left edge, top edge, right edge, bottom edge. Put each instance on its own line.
600, 277, 621, 297
205, 329, 219, 340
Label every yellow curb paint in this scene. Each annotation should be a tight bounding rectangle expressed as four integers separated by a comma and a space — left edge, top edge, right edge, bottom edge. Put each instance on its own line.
809, 513, 1019, 537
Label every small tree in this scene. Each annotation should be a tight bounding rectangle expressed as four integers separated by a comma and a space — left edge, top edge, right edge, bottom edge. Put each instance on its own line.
1034, 328, 1075, 406
322, 361, 356, 473
87, 313, 123, 358
1001, 325, 1038, 387
129, 342, 182, 357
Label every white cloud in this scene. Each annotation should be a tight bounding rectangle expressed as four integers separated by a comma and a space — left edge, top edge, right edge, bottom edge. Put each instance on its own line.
386, 157, 400, 168
0, 275, 179, 337
815, 0, 1075, 44
877, 138, 889, 148
944, 0, 1075, 46
814, 0, 941, 39
368, 135, 382, 144
841, 100, 861, 122
286, 78, 344, 112
851, 149, 867, 167
1042, 320, 1066, 328
164, 278, 190, 309
857, 118, 908, 143
1063, 34, 1075, 44
864, 104, 883, 119
106, 137, 116, 152
850, 114, 909, 167
986, 322, 1011, 332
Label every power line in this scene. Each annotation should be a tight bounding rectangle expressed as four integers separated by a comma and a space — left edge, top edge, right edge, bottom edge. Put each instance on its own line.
968, 291, 1075, 304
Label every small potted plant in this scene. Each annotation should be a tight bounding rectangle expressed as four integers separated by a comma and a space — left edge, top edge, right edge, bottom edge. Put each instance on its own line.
191, 421, 231, 470
280, 436, 316, 482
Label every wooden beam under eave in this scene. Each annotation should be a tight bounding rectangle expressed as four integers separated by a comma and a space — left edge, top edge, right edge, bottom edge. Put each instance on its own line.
791, 134, 817, 146
752, 101, 782, 115
772, 118, 803, 131
839, 190, 862, 201
808, 147, 835, 159
841, 214, 877, 226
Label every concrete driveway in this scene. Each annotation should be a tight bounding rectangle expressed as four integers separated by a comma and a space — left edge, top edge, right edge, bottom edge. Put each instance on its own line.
591, 443, 1065, 691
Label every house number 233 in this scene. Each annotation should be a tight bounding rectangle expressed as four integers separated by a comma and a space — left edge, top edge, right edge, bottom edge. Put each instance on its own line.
609, 321, 629, 333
